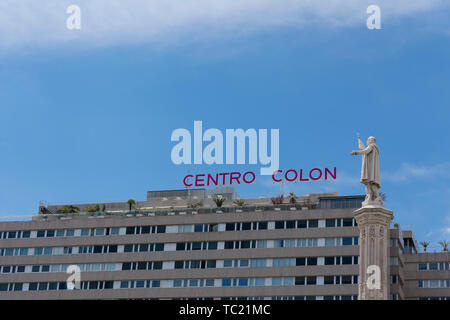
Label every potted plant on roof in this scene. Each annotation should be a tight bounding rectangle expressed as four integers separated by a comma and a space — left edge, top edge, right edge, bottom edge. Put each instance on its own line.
233, 199, 246, 207
438, 240, 449, 252
270, 195, 283, 205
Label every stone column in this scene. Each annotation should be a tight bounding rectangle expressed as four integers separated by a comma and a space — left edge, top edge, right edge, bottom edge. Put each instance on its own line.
354, 206, 393, 300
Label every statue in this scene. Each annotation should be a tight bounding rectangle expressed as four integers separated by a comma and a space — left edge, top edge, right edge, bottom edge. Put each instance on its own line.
350, 134, 384, 207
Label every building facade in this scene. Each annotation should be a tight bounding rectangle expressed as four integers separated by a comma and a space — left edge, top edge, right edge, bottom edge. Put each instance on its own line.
0, 191, 449, 300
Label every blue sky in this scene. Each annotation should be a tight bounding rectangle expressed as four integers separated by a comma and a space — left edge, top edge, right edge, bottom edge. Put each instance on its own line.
0, 1, 449, 250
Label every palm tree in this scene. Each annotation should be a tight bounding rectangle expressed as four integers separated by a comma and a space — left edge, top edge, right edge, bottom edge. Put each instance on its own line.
420, 241, 429, 252
233, 199, 246, 207
127, 199, 136, 211
438, 240, 449, 252
213, 196, 225, 208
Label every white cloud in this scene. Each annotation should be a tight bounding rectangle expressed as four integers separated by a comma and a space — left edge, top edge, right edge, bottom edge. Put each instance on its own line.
384, 162, 450, 183
0, 0, 447, 51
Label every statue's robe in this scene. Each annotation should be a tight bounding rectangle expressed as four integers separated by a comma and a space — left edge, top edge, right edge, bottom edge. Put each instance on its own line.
359, 143, 381, 188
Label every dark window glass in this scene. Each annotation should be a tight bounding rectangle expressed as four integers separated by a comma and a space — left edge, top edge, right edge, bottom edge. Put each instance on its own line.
324, 276, 334, 284
104, 281, 113, 289
325, 257, 335, 265
93, 246, 102, 254
192, 242, 202, 250
38, 282, 48, 290
89, 281, 99, 290
32, 265, 40, 272
58, 282, 67, 290
241, 240, 250, 249
209, 224, 218, 232
429, 263, 438, 270
174, 261, 184, 269
41, 265, 50, 272
207, 260, 216, 268
156, 225, 166, 233
22, 231, 30, 238
296, 258, 306, 266
208, 242, 218, 250
418, 263, 427, 270
122, 262, 131, 271
286, 221, 295, 229
2, 266, 11, 273
126, 227, 135, 235
224, 241, 234, 249
46, 230, 55, 237
297, 220, 307, 228
141, 226, 150, 234
343, 237, 353, 246
258, 222, 268, 230
342, 256, 352, 265
124, 244, 133, 252
137, 262, 147, 270
194, 224, 203, 232
37, 230, 45, 238
7, 232, 16, 239
28, 283, 38, 291
343, 218, 353, 227
152, 280, 160, 288
17, 266, 25, 273
153, 261, 162, 270
295, 277, 305, 285
342, 276, 352, 284
13, 283, 22, 291
307, 257, 317, 266
108, 245, 118, 253
326, 219, 336, 228
225, 223, 235, 231
154, 243, 164, 251
139, 244, 149, 252
306, 277, 316, 285
308, 220, 318, 228
275, 221, 284, 229
176, 242, 186, 251
242, 222, 251, 230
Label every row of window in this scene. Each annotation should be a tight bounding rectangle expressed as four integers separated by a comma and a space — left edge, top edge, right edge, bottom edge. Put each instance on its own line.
0, 218, 358, 240
0, 237, 360, 257
0, 256, 360, 274
173, 296, 359, 300
0, 275, 359, 292
418, 280, 450, 288
418, 262, 450, 271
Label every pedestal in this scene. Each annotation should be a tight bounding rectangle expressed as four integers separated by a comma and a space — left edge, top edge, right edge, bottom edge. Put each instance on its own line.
354, 206, 393, 300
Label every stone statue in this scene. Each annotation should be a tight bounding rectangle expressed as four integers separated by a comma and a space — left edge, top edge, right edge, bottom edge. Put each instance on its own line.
350, 134, 384, 207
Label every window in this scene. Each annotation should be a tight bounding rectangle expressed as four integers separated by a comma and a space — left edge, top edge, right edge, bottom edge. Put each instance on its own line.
342, 256, 353, 265
110, 228, 120, 235
296, 257, 305, 266
324, 276, 334, 284
342, 276, 352, 284
56, 230, 65, 237
156, 225, 166, 233
297, 220, 307, 228
306, 277, 316, 285
343, 237, 353, 246
343, 218, 353, 227
208, 242, 218, 250
325, 257, 335, 265
258, 222, 268, 230
224, 241, 234, 249
46, 230, 55, 237
307, 257, 317, 266
275, 221, 284, 229
81, 229, 90, 236
37, 230, 45, 238
66, 229, 74, 237
326, 219, 336, 228
308, 220, 318, 228
94, 228, 105, 236
222, 279, 232, 287
295, 277, 305, 285
242, 222, 251, 231
125, 227, 135, 235
22, 231, 31, 238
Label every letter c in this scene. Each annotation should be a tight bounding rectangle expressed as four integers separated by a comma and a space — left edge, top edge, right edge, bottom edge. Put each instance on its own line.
272, 170, 283, 182
183, 175, 193, 187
